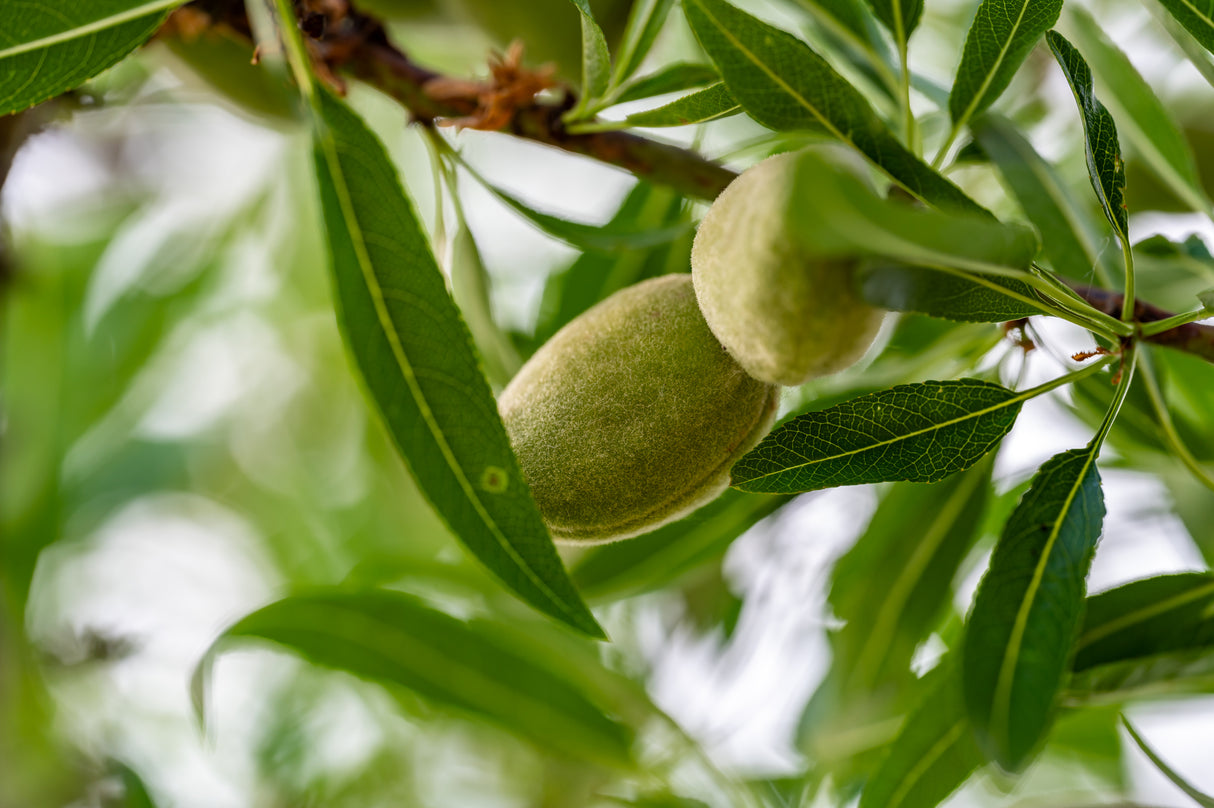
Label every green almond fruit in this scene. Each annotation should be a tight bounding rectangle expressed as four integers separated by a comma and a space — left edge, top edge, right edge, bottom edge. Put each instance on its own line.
691, 148, 886, 386
499, 274, 779, 543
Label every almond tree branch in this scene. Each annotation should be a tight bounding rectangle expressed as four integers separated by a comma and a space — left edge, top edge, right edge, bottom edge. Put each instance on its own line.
1065, 280, 1214, 363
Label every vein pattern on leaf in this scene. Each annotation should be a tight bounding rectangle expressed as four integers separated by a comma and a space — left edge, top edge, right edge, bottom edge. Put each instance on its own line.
311, 91, 600, 636
731, 380, 1022, 493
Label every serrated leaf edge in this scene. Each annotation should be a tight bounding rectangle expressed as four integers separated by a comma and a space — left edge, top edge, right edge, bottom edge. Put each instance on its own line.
0, 0, 182, 60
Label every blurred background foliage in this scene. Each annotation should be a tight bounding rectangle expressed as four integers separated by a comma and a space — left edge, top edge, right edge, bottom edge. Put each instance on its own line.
4, 0, 1214, 806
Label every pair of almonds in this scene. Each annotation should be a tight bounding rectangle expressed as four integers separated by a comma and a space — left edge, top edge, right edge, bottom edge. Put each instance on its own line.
499, 148, 885, 543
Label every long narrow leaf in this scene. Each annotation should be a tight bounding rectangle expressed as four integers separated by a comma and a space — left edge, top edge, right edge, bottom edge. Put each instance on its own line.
859, 264, 1046, 322
867, 0, 924, 43
1153, 0, 1214, 58
948, 0, 1062, 133
611, 0, 677, 86
1065, 6, 1212, 217
963, 443, 1106, 771
192, 591, 633, 765
975, 117, 1106, 279
566, 0, 613, 112
311, 90, 602, 637
624, 82, 741, 127
612, 63, 721, 105
683, 0, 986, 214
732, 380, 1024, 493
1047, 31, 1129, 241
0, 0, 181, 116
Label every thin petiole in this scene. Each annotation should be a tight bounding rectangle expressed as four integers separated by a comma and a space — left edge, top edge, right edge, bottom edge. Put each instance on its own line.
1139, 350, 1214, 493
1120, 238, 1137, 322
1139, 308, 1212, 337
1092, 345, 1137, 450
1019, 353, 1116, 398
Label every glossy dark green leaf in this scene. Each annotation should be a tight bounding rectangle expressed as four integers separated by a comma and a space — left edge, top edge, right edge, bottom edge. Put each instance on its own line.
974, 116, 1105, 279
948, 0, 1062, 131
612, 62, 721, 105
459, 158, 692, 252
859, 264, 1046, 322
611, 0, 677, 86
859, 663, 984, 808
867, 0, 923, 43
831, 462, 993, 693
192, 591, 633, 765
625, 82, 740, 127
571, 489, 789, 602
1075, 573, 1214, 672
1153, 0, 1214, 60
963, 444, 1106, 771
311, 90, 602, 637
732, 380, 1023, 494
566, 0, 613, 109
0, 0, 179, 116
1065, 7, 1212, 217
1123, 718, 1214, 807
683, 0, 985, 214
784, 148, 1037, 273
1047, 31, 1129, 240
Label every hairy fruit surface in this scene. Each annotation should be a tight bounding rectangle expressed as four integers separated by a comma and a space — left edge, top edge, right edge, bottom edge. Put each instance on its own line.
499, 275, 779, 543
691, 149, 885, 386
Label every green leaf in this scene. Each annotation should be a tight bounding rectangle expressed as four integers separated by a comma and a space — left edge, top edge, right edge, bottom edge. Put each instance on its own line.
610, 0, 677, 87
1067, 648, 1214, 704
193, 591, 633, 765
791, 0, 900, 95
530, 181, 691, 348
831, 462, 993, 693
731, 380, 1023, 494
683, 0, 986, 215
0, 0, 181, 116
1074, 573, 1214, 672
963, 444, 1106, 771
566, 0, 613, 111
1047, 31, 1129, 240
858, 264, 1045, 322
947, 0, 1062, 132
571, 489, 788, 602
624, 82, 741, 127
867, 0, 923, 43
1065, 7, 1212, 217
783, 148, 1037, 274
310, 90, 602, 638
974, 116, 1106, 279
611, 62, 721, 105
1123, 718, 1214, 807
458, 158, 692, 252
859, 663, 984, 808
1147, 0, 1214, 90
1200, 288, 1214, 310
1152, 0, 1214, 60
448, 214, 522, 390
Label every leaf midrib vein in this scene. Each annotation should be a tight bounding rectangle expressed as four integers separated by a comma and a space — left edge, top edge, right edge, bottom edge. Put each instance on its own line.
0, 0, 180, 60
1077, 578, 1214, 649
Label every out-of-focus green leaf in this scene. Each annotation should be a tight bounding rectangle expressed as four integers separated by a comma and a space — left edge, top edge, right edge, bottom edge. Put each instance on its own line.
0, 0, 180, 116
1075, 573, 1214, 672
1152, 0, 1214, 61
783, 149, 1036, 272
1067, 648, 1214, 705
859, 663, 984, 808
458, 157, 692, 252
114, 762, 158, 808
975, 117, 1106, 280
963, 444, 1106, 771
1123, 718, 1214, 807
571, 489, 789, 602
310, 89, 602, 637
1201, 288, 1214, 310
611, 62, 721, 104
566, 0, 613, 112
1047, 31, 1129, 241
448, 212, 522, 389
683, 0, 985, 214
732, 380, 1023, 494
531, 181, 691, 348
610, 0, 677, 87
793, 0, 896, 70
1065, 7, 1212, 217
1147, 0, 1214, 89
858, 264, 1045, 322
948, 0, 1062, 133
624, 82, 740, 126
832, 461, 993, 693
867, 0, 923, 43
193, 591, 634, 766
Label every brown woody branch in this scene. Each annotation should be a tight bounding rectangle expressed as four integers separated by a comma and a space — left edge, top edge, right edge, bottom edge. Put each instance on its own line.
1066, 281, 1214, 363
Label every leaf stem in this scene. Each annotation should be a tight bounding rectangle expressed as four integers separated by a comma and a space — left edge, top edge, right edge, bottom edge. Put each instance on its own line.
1138, 308, 1212, 336
1120, 237, 1136, 322
1139, 349, 1214, 493
1092, 345, 1137, 450
1020, 353, 1116, 398
931, 124, 959, 170
267, 0, 316, 101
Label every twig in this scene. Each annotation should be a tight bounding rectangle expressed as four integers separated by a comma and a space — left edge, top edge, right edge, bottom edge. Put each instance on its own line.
1065, 280, 1214, 363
